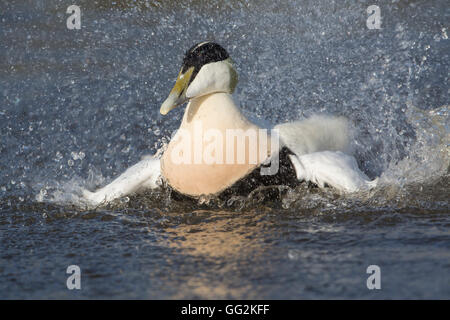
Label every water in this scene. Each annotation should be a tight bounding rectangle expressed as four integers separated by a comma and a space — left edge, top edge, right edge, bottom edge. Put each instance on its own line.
0, 0, 449, 299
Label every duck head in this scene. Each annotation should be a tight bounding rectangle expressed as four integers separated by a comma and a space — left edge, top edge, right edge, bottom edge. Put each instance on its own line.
160, 41, 238, 115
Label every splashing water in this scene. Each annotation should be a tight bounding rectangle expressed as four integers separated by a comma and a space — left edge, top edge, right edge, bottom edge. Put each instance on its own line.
0, 0, 449, 299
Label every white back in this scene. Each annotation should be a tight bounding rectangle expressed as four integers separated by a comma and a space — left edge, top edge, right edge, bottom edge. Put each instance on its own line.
275, 115, 350, 156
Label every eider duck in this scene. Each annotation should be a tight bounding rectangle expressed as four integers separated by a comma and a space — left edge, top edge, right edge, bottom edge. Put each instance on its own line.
82, 41, 377, 206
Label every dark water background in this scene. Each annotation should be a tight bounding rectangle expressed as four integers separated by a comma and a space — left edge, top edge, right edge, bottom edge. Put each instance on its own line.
0, 0, 449, 299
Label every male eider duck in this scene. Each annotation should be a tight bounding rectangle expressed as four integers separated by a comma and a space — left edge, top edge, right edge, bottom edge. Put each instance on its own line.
82, 41, 377, 206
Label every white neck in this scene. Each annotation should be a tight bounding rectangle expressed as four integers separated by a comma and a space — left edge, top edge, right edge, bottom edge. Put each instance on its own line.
181, 92, 253, 130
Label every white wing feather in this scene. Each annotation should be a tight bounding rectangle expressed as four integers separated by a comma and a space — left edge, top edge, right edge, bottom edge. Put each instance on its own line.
289, 151, 377, 193
276, 115, 377, 193
82, 157, 161, 206
275, 115, 350, 155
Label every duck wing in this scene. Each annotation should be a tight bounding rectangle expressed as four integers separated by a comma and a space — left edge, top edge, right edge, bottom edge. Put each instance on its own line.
289, 151, 377, 193
275, 115, 377, 193
82, 157, 161, 206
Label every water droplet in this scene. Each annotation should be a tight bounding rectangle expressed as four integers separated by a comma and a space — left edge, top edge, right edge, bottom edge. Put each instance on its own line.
288, 250, 299, 260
